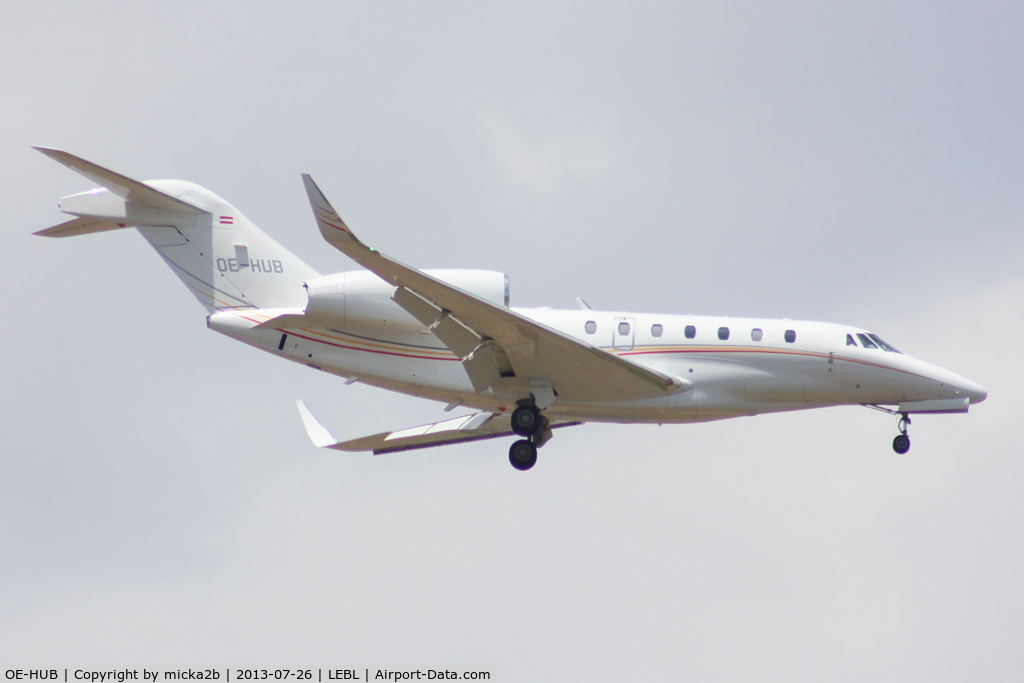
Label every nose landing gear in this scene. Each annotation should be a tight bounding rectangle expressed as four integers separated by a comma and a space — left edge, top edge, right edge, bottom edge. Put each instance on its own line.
863, 404, 913, 454
892, 413, 911, 454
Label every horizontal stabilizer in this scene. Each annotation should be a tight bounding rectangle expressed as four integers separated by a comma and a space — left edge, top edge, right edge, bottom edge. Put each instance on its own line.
33, 146, 209, 215
33, 216, 131, 238
295, 401, 579, 454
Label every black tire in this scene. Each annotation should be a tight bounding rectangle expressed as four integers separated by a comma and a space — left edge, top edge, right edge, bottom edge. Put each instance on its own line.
509, 439, 538, 470
511, 405, 541, 436
892, 434, 911, 454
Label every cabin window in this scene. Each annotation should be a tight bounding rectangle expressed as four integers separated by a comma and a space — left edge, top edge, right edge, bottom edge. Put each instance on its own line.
751, 328, 763, 342
585, 320, 597, 335
684, 325, 696, 339
651, 324, 663, 337
846, 334, 857, 347
718, 326, 730, 340
618, 321, 631, 335
868, 334, 901, 353
857, 333, 878, 349
784, 329, 796, 343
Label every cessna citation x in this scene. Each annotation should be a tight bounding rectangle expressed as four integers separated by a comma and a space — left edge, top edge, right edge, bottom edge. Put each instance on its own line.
33, 147, 987, 470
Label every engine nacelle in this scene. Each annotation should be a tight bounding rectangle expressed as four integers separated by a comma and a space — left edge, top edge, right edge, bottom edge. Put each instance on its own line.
303, 269, 509, 333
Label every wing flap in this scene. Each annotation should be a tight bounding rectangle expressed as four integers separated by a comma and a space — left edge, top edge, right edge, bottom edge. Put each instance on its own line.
391, 286, 483, 358
462, 342, 506, 393
391, 285, 506, 391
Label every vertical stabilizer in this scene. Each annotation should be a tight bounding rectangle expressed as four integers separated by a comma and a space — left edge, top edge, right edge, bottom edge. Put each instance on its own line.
33, 147, 320, 312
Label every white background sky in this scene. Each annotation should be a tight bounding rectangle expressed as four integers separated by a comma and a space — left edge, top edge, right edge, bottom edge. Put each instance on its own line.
2, 2, 1022, 680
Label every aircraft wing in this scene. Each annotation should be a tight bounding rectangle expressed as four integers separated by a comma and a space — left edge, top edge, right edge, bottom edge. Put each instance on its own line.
301, 175, 686, 403
297, 401, 579, 454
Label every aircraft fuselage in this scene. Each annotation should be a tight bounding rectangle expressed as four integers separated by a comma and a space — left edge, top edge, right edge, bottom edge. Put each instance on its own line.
210, 304, 986, 425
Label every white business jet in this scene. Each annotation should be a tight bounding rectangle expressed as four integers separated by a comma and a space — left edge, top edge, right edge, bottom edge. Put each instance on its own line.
33, 147, 987, 470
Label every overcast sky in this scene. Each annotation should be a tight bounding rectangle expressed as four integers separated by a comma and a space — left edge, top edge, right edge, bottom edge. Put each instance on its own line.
2, 2, 1022, 679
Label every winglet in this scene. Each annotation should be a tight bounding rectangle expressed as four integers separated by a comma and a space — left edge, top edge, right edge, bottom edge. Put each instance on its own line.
296, 400, 341, 448
301, 174, 366, 249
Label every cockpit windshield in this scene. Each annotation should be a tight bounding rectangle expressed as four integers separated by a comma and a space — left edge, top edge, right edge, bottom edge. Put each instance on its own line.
854, 332, 900, 353
867, 334, 901, 353
856, 333, 878, 349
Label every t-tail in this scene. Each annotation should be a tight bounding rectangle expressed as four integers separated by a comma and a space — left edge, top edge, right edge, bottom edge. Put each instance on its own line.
33, 147, 319, 312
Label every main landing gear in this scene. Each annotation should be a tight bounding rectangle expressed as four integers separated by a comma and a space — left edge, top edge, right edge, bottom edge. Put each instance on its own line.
508, 403, 551, 471
892, 413, 911, 455
509, 440, 538, 471
511, 404, 541, 437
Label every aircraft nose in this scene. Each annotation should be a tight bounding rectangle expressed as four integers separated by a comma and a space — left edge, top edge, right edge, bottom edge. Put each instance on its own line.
954, 376, 987, 403
963, 380, 988, 405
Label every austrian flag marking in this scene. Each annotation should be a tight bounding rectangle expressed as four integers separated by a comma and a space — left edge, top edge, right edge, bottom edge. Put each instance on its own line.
219, 215, 234, 225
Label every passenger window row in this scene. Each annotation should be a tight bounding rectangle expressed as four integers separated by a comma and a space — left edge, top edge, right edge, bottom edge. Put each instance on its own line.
583, 321, 797, 343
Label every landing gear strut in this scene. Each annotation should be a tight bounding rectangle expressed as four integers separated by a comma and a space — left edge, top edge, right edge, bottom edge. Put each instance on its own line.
893, 413, 911, 454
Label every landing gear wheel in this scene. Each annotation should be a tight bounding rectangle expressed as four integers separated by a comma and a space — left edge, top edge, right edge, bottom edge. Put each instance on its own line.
509, 440, 538, 471
892, 434, 911, 454
511, 405, 541, 436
